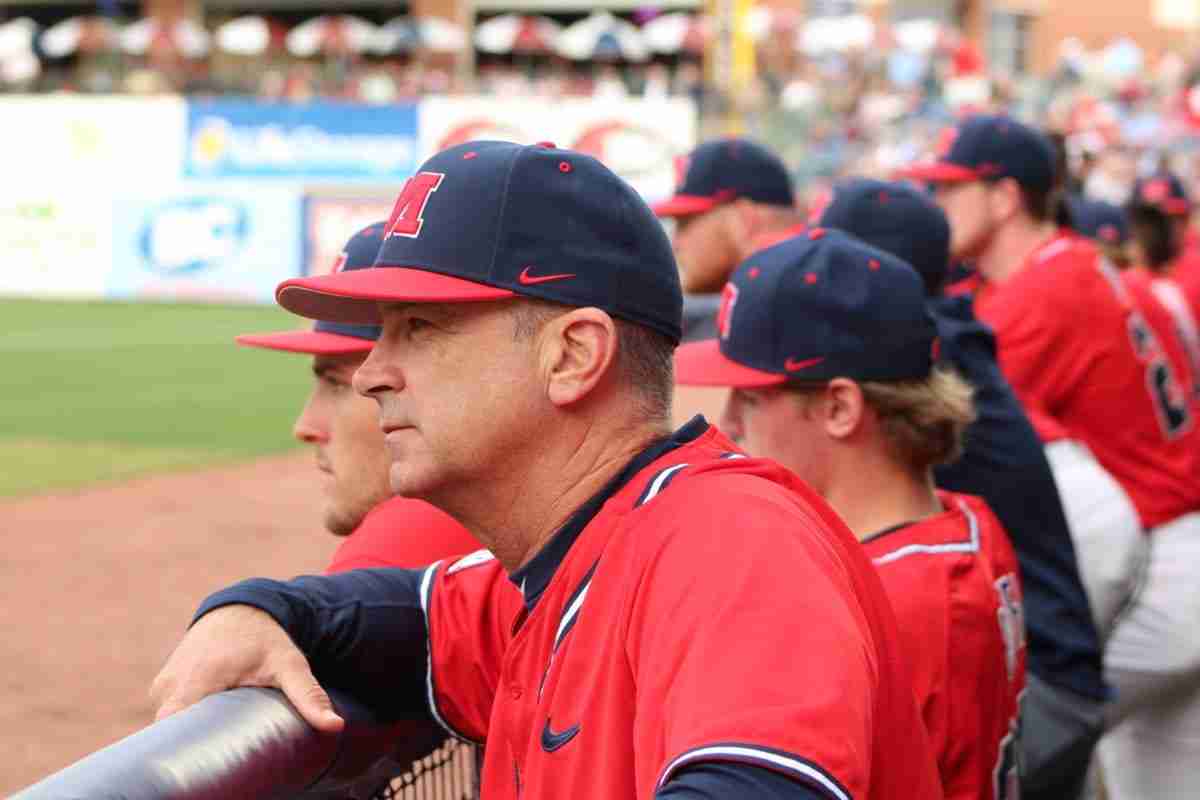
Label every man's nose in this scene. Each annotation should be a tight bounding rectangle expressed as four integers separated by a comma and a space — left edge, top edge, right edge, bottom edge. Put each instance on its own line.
292, 393, 328, 444
352, 343, 403, 399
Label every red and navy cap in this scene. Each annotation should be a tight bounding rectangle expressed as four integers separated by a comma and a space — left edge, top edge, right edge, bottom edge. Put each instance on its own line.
899, 114, 1055, 192
276, 140, 683, 343
1069, 196, 1130, 245
652, 137, 794, 218
817, 177, 950, 295
674, 229, 937, 387
1130, 171, 1191, 217
236, 221, 387, 355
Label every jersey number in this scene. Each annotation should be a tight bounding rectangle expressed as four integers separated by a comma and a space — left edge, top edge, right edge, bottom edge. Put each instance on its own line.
386, 172, 445, 239
1128, 313, 1192, 439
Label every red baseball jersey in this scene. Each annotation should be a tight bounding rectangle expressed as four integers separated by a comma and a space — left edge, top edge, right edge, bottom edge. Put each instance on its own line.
1171, 238, 1200, 328
325, 497, 481, 573
864, 492, 1026, 800
972, 232, 1200, 527
1151, 273, 1200, 398
1122, 268, 1200, 414
418, 421, 942, 800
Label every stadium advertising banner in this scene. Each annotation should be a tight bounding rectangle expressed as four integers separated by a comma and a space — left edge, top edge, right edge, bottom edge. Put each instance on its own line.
108, 185, 302, 303
185, 101, 419, 181
0, 194, 113, 298
417, 97, 697, 201
0, 97, 185, 186
302, 193, 399, 277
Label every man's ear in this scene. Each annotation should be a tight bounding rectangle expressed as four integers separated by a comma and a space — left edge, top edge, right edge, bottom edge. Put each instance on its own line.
727, 198, 759, 240
541, 307, 619, 408
821, 378, 868, 440
990, 178, 1023, 224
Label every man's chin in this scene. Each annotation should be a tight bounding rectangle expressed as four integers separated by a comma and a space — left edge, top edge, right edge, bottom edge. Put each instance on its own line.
323, 508, 361, 537
323, 496, 380, 537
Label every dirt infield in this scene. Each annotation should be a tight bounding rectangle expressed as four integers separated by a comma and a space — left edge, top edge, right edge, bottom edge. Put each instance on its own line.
0, 451, 341, 795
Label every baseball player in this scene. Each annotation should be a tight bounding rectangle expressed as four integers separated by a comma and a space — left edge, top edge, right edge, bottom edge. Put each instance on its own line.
150, 141, 943, 800
1115, 180, 1200, 405
652, 137, 804, 341
817, 178, 1108, 800
903, 114, 1200, 799
1129, 169, 1200, 329
234, 221, 481, 573
673, 228, 1025, 800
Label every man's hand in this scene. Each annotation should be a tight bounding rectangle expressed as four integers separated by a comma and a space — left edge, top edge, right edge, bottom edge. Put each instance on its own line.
150, 604, 345, 733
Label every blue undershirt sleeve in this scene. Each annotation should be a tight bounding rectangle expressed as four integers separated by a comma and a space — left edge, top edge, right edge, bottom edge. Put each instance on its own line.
192, 567, 431, 721
657, 762, 834, 800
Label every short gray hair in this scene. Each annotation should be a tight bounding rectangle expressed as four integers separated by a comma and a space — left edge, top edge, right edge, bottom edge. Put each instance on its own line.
510, 299, 675, 422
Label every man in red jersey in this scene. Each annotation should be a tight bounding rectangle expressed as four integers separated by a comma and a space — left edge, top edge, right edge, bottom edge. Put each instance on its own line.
904, 115, 1200, 799
1128, 168, 1200, 328
235, 221, 481, 573
652, 137, 805, 343
150, 141, 942, 800
1119, 179, 1200, 406
675, 227, 1025, 800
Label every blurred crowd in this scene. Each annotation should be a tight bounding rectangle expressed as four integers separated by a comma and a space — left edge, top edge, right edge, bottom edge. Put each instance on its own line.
6, 7, 1200, 209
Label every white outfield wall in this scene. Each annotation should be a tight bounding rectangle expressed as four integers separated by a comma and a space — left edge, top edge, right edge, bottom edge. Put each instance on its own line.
0, 95, 697, 303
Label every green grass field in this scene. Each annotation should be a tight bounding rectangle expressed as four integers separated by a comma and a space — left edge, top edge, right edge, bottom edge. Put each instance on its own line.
0, 298, 315, 498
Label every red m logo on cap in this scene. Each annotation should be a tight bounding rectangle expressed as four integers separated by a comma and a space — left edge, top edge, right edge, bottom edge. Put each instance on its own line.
716, 282, 739, 340
386, 172, 445, 239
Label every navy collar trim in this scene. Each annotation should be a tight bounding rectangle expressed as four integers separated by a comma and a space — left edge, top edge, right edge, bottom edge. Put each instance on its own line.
510, 415, 709, 611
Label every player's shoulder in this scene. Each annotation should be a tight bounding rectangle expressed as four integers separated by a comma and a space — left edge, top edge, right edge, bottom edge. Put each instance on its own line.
628, 446, 838, 536
864, 492, 998, 567
327, 497, 480, 572
1027, 235, 1111, 292
620, 439, 862, 574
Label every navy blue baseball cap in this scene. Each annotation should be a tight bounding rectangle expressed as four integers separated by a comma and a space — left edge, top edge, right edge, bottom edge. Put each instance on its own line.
276, 141, 683, 343
652, 137, 793, 218
1130, 171, 1191, 217
237, 221, 387, 355
1069, 197, 1129, 245
817, 178, 950, 294
899, 114, 1056, 193
674, 229, 937, 387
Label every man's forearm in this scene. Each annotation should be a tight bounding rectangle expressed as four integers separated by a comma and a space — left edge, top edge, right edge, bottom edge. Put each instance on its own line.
194, 567, 431, 720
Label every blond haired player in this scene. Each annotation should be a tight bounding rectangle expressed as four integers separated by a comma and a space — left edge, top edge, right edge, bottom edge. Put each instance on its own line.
675, 228, 1025, 800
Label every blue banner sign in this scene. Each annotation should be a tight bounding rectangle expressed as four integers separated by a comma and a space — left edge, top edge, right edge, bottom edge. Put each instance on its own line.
185, 100, 418, 180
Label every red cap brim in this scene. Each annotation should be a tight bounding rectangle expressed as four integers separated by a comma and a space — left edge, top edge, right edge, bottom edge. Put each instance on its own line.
895, 162, 983, 183
651, 194, 724, 218
276, 267, 517, 324
674, 339, 786, 388
235, 330, 373, 356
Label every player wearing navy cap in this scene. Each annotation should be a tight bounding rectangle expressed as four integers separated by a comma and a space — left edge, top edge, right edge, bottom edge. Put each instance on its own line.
234, 221, 482, 573
818, 178, 1108, 799
903, 114, 1200, 800
151, 141, 942, 800
1070, 196, 1130, 264
651, 138, 804, 341
1121, 178, 1200, 406
675, 229, 1025, 800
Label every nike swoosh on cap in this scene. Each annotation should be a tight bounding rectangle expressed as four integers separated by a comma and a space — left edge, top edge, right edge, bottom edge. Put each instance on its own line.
785, 356, 825, 372
519, 266, 576, 285
541, 718, 581, 752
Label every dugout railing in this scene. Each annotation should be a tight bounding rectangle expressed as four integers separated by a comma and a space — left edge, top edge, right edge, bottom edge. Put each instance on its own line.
10, 686, 479, 800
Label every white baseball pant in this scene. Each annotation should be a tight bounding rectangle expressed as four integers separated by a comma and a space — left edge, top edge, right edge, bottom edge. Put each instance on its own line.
1043, 439, 1145, 638
1098, 511, 1200, 800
